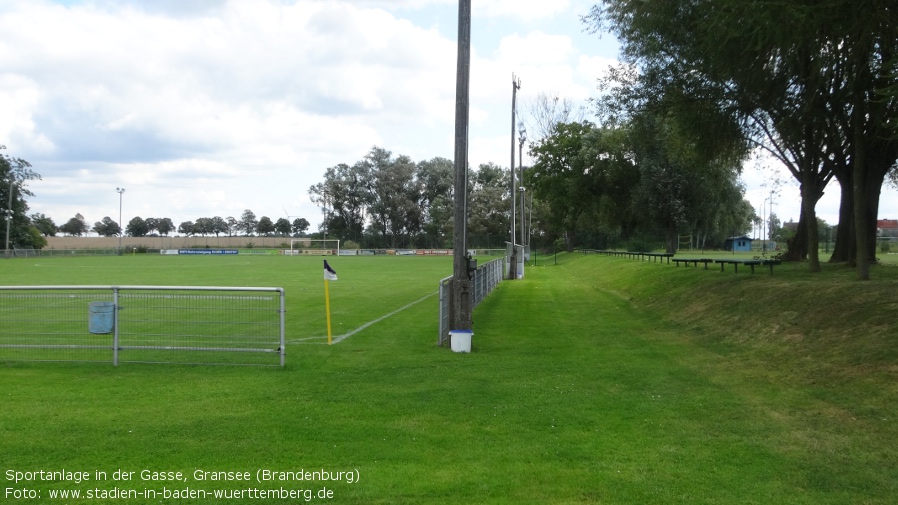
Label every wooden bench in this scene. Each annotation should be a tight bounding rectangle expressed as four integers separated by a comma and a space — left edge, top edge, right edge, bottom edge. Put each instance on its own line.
672, 258, 715, 269
643, 252, 674, 264
756, 259, 781, 274
588, 250, 673, 263
714, 258, 781, 274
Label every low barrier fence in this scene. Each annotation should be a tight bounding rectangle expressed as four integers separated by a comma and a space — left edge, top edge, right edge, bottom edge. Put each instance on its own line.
437, 258, 504, 346
0, 285, 286, 366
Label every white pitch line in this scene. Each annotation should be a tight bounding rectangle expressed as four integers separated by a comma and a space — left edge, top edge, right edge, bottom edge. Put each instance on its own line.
286, 291, 437, 345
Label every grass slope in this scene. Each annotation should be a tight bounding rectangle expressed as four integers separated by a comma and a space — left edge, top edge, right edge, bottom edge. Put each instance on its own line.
1, 254, 896, 504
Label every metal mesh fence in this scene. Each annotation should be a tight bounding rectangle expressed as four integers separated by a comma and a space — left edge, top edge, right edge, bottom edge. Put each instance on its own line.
438, 258, 504, 345
0, 286, 285, 366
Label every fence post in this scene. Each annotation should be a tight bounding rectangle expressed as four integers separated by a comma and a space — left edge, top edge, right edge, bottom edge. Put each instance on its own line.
279, 288, 286, 367
112, 287, 120, 367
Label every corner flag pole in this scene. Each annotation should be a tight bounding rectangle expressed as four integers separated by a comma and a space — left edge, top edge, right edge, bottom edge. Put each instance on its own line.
324, 278, 333, 345
323, 260, 338, 345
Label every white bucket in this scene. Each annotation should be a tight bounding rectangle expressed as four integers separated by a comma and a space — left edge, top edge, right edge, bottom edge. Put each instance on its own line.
449, 330, 473, 353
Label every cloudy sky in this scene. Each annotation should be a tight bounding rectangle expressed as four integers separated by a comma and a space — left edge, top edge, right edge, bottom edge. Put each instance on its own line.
2, 0, 895, 236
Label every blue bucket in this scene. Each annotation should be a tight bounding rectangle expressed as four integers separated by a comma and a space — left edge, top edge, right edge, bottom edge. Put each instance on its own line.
88, 302, 115, 334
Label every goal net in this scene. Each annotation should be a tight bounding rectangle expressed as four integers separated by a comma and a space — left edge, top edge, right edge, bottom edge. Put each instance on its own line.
287, 239, 340, 256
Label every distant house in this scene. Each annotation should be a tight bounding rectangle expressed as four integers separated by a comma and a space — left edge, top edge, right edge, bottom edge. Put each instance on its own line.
782, 220, 799, 233
878, 219, 898, 238
724, 235, 753, 252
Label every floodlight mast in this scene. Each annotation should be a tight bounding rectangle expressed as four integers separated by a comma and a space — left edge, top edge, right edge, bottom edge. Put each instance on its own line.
4, 176, 15, 259
449, 0, 473, 335
519, 123, 526, 247
116, 187, 125, 254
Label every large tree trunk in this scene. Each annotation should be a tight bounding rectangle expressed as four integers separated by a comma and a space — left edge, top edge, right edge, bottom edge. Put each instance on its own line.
830, 170, 856, 264
564, 229, 576, 252
861, 169, 885, 262
852, 107, 871, 280
800, 177, 825, 272
782, 208, 809, 262
777, 166, 834, 268
665, 225, 677, 254
848, 39, 898, 279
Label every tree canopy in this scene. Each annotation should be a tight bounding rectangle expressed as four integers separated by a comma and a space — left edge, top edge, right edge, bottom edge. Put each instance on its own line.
584, 0, 898, 278
92, 217, 121, 237
1, 146, 44, 249
308, 146, 511, 249
528, 117, 752, 253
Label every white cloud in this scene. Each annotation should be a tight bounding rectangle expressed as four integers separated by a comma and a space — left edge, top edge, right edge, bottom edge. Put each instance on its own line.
496, 31, 574, 65
474, 0, 571, 21
2, 0, 622, 229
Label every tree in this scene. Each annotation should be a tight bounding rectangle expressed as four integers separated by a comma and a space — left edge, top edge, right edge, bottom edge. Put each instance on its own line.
767, 212, 782, 241
178, 221, 196, 236
145, 217, 158, 235
226, 216, 238, 236
210, 216, 228, 237
59, 214, 89, 236
256, 216, 275, 236
155, 217, 175, 236
194, 217, 213, 236
771, 214, 795, 244
274, 217, 292, 236
238, 209, 257, 236
416, 157, 455, 247
92, 217, 121, 237
30, 213, 57, 237
523, 91, 584, 140
24, 224, 47, 249
1, 146, 42, 249
366, 151, 421, 248
626, 109, 749, 253
292, 217, 310, 236
309, 161, 373, 244
467, 163, 510, 247
126, 216, 149, 237
528, 121, 603, 251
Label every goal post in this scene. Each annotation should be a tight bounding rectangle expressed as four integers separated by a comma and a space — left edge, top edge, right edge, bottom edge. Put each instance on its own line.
287, 239, 340, 256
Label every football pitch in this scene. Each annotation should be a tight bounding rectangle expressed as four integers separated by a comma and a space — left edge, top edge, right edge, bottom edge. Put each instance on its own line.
0, 254, 454, 346
2, 253, 896, 504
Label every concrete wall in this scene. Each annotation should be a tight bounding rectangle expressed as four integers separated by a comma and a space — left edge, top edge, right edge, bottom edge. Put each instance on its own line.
44, 235, 296, 250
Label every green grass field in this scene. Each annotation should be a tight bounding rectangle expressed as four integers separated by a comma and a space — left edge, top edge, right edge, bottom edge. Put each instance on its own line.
2, 253, 896, 504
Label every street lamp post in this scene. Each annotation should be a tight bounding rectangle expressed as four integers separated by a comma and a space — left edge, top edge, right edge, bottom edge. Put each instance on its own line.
116, 187, 125, 254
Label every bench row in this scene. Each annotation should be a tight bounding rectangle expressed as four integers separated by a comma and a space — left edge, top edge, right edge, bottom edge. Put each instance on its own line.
581, 250, 781, 274
672, 258, 781, 274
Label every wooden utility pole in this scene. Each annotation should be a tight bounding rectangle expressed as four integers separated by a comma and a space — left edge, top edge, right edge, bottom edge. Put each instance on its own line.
449, 0, 473, 334
519, 127, 526, 247
508, 75, 520, 280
